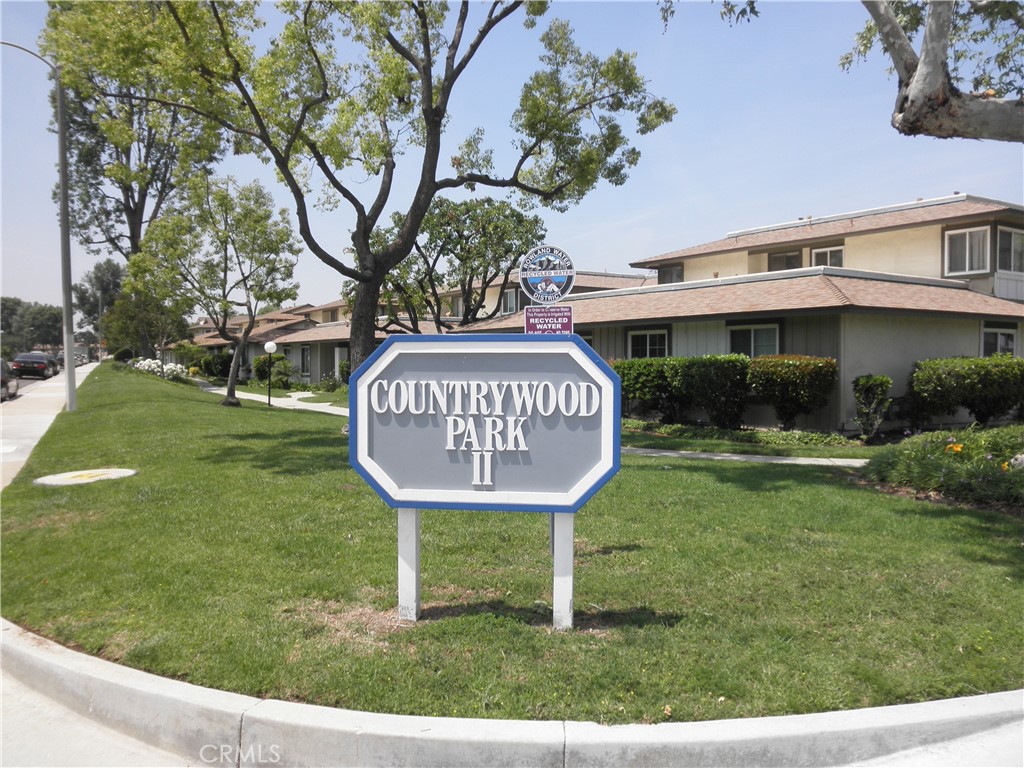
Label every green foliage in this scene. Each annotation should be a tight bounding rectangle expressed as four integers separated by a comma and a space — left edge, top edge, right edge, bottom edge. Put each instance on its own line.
684, 354, 750, 430
614, 355, 751, 428
112, 347, 134, 363
338, 359, 351, 384
613, 358, 688, 423
865, 425, 1024, 507
748, 355, 838, 431
907, 355, 1024, 426
198, 353, 233, 379
253, 354, 287, 382
852, 374, 893, 443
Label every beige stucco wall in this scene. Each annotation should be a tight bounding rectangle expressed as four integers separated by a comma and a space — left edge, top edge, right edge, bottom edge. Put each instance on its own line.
682, 250, 749, 281
845, 226, 942, 277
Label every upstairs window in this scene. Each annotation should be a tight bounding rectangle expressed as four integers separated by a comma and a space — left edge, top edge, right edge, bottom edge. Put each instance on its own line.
628, 329, 668, 358
946, 227, 990, 275
812, 246, 843, 267
500, 289, 519, 315
997, 227, 1024, 273
325, 309, 339, 323
768, 252, 801, 271
450, 296, 464, 318
658, 265, 683, 284
730, 325, 779, 358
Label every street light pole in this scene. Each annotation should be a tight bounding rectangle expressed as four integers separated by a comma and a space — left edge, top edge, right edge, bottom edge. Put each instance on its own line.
264, 341, 278, 406
2, 40, 77, 412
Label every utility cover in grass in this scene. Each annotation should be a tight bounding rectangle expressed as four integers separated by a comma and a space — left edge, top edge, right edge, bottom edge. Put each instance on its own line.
34, 468, 137, 486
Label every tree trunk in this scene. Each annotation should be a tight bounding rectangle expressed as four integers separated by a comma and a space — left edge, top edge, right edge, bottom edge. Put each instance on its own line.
220, 345, 244, 407
349, 279, 385, 370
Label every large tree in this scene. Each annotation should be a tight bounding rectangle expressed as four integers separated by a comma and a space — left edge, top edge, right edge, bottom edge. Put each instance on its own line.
44, 2, 675, 367
665, 0, 1023, 142
142, 176, 300, 406
369, 196, 547, 333
42, 4, 222, 260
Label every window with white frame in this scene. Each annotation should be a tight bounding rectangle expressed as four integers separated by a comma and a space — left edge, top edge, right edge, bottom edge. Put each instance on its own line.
628, 329, 668, 358
812, 246, 844, 267
500, 289, 519, 315
982, 324, 1016, 356
729, 325, 779, 358
997, 227, 1024, 273
946, 227, 990, 275
768, 252, 801, 271
300, 345, 311, 375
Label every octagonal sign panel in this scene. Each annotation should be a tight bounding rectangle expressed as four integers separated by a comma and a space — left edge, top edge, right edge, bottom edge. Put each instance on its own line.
349, 334, 620, 513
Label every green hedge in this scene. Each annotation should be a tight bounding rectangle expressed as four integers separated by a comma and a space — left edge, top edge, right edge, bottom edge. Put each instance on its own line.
613, 355, 749, 429
748, 355, 838, 431
907, 354, 1024, 426
198, 352, 233, 379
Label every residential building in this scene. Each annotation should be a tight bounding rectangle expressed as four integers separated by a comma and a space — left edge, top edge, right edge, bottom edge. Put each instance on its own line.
462, 194, 1024, 432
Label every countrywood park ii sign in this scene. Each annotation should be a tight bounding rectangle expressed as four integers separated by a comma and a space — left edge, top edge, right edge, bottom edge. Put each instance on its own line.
349, 334, 621, 628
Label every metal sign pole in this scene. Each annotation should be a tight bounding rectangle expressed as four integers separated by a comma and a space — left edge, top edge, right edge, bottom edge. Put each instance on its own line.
397, 508, 421, 621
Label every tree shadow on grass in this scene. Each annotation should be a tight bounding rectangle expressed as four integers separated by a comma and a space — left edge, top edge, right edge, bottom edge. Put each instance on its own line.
198, 428, 349, 476
416, 599, 685, 631
626, 457, 855, 495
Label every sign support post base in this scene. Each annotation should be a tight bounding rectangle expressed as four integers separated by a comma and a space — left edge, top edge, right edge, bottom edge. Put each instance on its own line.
552, 512, 574, 630
398, 508, 421, 621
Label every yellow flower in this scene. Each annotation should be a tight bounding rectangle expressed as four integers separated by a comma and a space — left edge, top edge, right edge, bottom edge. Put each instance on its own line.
945, 443, 963, 453
1002, 462, 1010, 472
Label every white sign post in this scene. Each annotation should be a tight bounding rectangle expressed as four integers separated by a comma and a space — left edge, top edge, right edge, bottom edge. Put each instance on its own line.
349, 334, 619, 629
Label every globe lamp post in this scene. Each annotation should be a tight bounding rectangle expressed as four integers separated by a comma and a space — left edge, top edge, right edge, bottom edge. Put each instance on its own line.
264, 341, 277, 406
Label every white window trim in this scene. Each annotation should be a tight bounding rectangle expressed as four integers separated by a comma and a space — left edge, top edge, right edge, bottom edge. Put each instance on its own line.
945, 226, 990, 276
500, 289, 518, 315
981, 326, 1017, 357
627, 329, 668, 359
812, 246, 843, 267
996, 226, 1024, 274
729, 324, 780, 358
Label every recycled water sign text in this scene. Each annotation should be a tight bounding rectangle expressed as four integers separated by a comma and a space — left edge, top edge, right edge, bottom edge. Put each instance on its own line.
350, 335, 620, 513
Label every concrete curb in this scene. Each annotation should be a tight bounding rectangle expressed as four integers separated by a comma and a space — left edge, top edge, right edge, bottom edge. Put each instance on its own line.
3, 619, 1021, 767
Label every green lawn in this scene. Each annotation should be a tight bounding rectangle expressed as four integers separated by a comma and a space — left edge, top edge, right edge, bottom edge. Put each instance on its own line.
2, 365, 1020, 725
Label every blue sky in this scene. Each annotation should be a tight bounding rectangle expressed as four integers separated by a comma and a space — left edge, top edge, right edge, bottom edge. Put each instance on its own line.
3, 0, 1022, 309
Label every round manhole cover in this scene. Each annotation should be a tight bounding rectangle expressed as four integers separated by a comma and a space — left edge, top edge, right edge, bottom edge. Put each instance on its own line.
34, 468, 137, 486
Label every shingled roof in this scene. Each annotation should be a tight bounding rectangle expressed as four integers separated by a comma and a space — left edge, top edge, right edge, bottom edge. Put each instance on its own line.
459, 267, 1024, 332
631, 195, 1024, 269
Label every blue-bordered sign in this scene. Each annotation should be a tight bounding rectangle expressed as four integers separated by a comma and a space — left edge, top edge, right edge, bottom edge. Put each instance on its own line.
519, 245, 575, 304
349, 334, 620, 513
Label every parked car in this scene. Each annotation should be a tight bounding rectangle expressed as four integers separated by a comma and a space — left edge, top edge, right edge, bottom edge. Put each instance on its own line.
0, 359, 19, 401
11, 352, 58, 379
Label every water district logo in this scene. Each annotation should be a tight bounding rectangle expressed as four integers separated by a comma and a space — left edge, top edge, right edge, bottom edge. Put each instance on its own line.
519, 245, 575, 304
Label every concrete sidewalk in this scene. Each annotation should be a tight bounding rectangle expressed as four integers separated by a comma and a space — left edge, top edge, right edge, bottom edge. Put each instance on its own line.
2, 367, 1021, 767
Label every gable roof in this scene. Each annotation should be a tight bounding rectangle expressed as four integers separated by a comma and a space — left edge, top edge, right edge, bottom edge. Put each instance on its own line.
458, 268, 1024, 332
631, 195, 1024, 269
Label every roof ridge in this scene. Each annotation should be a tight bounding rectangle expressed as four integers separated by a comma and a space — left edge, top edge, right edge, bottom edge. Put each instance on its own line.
820, 275, 853, 306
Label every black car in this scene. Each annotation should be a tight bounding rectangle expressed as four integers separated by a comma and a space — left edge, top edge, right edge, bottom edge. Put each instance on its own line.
0, 359, 19, 401
11, 352, 58, 379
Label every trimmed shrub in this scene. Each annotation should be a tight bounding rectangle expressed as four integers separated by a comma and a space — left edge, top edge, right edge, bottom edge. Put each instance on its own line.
907, 355, 1024, 426
198, 352, 233, 379
684, 354, 750, 430
748, 354, 838, 431
613, 358, 689, 423
338, 359, 351, 384
112, 347, 134, 363
852, 374, 893, 443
